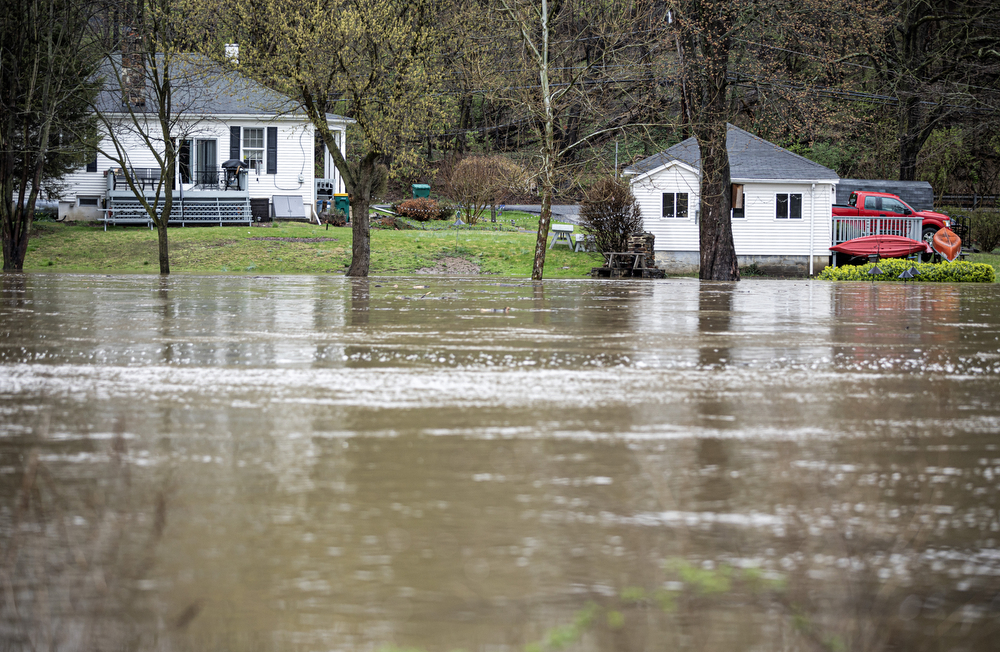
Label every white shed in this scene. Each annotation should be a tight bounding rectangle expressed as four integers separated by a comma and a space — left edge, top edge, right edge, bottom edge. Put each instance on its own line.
624, 125, 840, 275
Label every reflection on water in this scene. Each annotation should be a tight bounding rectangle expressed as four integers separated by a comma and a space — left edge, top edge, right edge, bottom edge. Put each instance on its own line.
2, 274, 1000, 651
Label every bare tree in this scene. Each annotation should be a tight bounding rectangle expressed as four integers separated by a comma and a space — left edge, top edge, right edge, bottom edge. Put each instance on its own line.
0, 0, 100, 271
447, 155, 524, 225
87, 0, 193, 275
673, 0, 742, 281
485, 0, 660, 280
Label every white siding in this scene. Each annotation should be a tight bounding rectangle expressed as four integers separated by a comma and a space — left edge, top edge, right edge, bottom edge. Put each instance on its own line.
58, 113, 347, 216
732, 182, 834, 256
630, 163, 701, 251
630, 164, 835, 257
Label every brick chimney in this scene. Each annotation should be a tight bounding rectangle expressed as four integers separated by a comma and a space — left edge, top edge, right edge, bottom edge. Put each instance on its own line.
121, 29, 146, 107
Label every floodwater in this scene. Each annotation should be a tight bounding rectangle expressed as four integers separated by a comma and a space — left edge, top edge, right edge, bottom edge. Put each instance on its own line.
2, 273, 1000, 652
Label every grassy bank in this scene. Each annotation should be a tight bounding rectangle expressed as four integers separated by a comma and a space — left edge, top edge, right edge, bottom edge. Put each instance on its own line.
24, 216, 604, 277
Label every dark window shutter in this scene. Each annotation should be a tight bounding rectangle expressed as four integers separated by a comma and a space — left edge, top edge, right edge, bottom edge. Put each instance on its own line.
266, 127, 277, 174
86, 156, 97, 173
230, 126, 241, 160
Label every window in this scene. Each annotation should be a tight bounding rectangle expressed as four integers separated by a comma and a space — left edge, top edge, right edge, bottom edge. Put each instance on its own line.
78, 196, 99, 207
881, 197, 906, 214
864, 195, 880, 210
776, 193, 802, 219
662, 192, 689, 218
243, 127, 264, 172
731, 184, 745, 218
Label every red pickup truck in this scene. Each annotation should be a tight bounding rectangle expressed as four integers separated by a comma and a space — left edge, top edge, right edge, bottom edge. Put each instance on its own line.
832, 191, 952, 245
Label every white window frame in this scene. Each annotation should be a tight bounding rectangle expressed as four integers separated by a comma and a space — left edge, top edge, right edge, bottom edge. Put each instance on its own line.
731, 184, 745, 219
662, 192, 689, 219
775, 193, 803, 219
243, 127, 264, 174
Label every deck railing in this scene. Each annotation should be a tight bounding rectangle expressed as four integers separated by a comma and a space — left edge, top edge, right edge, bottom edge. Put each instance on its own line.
190, 168, 247, 192
107, 167, 172, 192
107, 167, 248, 193
832, 216, 922, 245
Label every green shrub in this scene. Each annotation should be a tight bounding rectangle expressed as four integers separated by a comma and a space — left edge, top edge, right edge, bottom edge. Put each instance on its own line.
971, 210, 1000, 253
819, 258, 995, 283
938, 207, 1000, 253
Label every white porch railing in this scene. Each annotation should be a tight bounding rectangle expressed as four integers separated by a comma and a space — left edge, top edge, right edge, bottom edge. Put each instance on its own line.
831, 216, 922, 245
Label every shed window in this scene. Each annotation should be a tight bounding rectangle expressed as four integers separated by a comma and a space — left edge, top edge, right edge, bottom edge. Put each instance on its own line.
662, 192, 689, 218
731, 184, 744, 218
776, 193, 802, 219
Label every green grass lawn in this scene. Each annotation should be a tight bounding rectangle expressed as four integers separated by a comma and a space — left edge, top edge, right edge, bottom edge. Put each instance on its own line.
24, 214, 603, 278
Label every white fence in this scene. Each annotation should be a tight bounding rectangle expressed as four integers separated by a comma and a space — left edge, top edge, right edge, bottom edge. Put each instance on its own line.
831, 216, 922, 245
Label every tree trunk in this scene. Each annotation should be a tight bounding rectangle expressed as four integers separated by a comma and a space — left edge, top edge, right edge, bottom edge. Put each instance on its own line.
897, 94, 923, 181
1, 204, 31, 271
531, 114, 556, 281
156, 219, 170, 274
696, 120, 739, 281
682, 0, 739, 282
532, 189, 552, 281
530, 0, 554, 281
347, 154, 375, 277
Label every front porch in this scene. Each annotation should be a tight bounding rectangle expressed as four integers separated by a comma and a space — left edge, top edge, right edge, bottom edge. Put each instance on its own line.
104, 167, 252, 228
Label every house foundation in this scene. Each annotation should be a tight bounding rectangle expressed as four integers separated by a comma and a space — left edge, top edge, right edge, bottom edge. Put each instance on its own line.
654, 251, 830, 277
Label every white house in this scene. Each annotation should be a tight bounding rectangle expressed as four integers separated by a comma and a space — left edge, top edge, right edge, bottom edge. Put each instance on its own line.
59, 54, 351, 225
624, 125, 840, 275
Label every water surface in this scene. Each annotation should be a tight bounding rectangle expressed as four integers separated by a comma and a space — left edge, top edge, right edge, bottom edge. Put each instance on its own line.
2, 274, 999, 651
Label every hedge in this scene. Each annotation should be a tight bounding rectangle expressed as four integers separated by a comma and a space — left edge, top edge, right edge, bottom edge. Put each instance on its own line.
818, 258, 995, 283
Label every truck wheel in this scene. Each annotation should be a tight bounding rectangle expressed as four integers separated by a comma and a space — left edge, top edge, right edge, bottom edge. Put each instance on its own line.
921, 226, 938, 262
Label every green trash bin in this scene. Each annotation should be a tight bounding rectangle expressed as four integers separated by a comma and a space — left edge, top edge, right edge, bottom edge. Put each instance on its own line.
411, 183, 430, 198
334, 193, 350, 222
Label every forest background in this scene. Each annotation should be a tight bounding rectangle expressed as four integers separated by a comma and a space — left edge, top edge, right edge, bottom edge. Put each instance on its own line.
2, 0, 999, 276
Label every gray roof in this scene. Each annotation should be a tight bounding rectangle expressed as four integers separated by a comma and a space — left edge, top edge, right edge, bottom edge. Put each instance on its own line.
624, 125, 838, 181
97, 54, 349, 122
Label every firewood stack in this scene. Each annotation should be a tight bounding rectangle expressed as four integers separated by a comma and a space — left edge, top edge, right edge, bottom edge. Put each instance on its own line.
628, 232, 656, 270
590, 231, 665, 279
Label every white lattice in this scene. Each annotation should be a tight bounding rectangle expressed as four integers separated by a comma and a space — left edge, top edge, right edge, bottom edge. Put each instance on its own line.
106, 197, 251, 226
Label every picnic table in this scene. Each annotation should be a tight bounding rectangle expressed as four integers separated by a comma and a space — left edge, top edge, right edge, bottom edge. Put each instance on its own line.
548, 223, 575, 249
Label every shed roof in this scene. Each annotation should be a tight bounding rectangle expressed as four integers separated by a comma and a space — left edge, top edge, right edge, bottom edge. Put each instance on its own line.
624, 125, 838, 182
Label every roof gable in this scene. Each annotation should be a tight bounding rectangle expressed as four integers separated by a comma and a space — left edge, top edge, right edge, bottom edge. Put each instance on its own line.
625, 125, 839, 182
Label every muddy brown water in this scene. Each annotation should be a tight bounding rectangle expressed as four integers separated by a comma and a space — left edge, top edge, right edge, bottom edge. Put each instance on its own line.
2, 273, 999, 651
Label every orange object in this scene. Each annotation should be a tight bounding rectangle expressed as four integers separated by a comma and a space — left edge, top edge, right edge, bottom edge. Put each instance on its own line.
932, 227, 961, 261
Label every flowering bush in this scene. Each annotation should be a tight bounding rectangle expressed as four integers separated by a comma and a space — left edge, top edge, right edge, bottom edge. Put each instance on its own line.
818, 259, 995, 283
